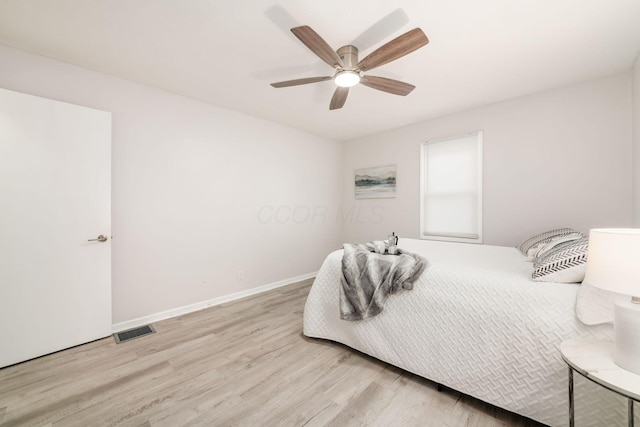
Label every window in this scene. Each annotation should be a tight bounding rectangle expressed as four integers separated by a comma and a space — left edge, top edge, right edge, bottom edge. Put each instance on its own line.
420, 131, 483, 244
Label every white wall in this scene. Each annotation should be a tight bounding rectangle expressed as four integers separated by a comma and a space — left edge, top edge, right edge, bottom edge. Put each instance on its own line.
0, 44, 343, 324
0, 41, 635, 326
343, 73, 633, 247
633, 52, 640, 226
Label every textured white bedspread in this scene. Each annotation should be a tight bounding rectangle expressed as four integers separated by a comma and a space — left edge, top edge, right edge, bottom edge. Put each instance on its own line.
303, 239, 634, 427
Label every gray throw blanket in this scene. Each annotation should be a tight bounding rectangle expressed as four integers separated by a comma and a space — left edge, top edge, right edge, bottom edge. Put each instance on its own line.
340, 243, 428, 321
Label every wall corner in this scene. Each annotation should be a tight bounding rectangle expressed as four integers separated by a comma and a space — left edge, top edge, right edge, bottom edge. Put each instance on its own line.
632, 51, 640, 226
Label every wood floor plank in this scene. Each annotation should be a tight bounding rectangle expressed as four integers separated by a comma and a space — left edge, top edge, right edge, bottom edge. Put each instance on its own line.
0, 279, 545, 426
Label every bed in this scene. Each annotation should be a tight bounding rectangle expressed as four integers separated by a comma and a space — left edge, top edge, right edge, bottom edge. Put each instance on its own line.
303, 238, 636, 427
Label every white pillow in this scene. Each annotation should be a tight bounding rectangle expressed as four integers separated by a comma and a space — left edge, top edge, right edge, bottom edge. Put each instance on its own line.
532, 237, 589, 283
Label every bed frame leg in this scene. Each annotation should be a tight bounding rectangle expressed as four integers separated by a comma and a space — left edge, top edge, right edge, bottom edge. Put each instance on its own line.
437, 383, 443, 392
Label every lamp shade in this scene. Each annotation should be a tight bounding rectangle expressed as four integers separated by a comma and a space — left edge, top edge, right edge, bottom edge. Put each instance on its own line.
583, 228, 640, 296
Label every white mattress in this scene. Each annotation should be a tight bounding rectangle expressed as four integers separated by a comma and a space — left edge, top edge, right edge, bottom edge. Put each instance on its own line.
303, 239, 635, 427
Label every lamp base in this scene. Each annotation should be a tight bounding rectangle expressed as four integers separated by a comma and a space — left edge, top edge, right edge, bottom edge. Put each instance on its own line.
614, 300, 640, 375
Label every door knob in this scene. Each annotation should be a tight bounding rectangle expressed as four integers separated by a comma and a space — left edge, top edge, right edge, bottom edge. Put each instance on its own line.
88, 235, 108, 242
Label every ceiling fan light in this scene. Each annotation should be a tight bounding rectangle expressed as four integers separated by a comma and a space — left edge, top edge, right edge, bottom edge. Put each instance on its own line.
334, 70, 360, 88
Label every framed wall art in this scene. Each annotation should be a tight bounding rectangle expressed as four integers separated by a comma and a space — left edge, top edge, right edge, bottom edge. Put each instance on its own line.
354, 165, 396, 199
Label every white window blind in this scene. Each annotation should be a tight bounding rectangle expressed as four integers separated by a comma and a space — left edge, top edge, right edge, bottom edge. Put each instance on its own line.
420, 131, 483, 243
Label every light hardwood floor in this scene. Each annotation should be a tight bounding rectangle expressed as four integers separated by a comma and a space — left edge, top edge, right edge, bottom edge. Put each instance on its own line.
0, 279, 546, 427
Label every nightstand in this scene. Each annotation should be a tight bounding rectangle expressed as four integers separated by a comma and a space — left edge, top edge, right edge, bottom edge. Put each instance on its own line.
561, 338, 640, 427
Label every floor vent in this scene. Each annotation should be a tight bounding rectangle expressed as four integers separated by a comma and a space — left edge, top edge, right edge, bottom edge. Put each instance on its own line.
113, 324, 156, 344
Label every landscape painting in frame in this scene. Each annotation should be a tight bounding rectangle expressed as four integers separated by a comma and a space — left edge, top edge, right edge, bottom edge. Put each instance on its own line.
355, 165, 396, 199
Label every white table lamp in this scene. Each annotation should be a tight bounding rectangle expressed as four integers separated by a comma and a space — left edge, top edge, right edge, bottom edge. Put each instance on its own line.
583, 228, 640, 375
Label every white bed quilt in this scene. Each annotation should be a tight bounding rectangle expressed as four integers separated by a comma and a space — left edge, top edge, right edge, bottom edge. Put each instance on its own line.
303, 239, 634, 427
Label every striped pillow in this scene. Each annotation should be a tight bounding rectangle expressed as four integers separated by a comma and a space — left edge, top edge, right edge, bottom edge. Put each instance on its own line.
533, 233, 585, 260
517, 228, 583, 261
532, 237, 589, 283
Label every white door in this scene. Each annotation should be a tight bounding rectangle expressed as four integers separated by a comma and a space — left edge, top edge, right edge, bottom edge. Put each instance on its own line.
0, 87, 112, 368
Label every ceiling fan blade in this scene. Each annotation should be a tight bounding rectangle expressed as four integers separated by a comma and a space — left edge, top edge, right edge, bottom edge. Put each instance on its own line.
291, 26, 344, 68
330, 87, 349, 110
357, 28, 428, 72
271, 76, 332, 88
360, 75, 415, 96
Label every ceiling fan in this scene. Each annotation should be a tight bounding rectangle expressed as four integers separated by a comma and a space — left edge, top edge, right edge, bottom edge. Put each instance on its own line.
271, 25, 429, 110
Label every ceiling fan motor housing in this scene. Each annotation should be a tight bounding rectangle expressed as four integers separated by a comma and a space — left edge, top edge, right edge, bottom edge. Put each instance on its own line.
337, 45, 359, 70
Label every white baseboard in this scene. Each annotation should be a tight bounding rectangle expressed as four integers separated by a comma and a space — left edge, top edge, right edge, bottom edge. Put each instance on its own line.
111, 271, 317, 333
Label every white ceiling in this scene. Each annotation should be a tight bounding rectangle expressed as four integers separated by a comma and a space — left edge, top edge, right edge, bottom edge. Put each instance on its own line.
0, 0, 639, 141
